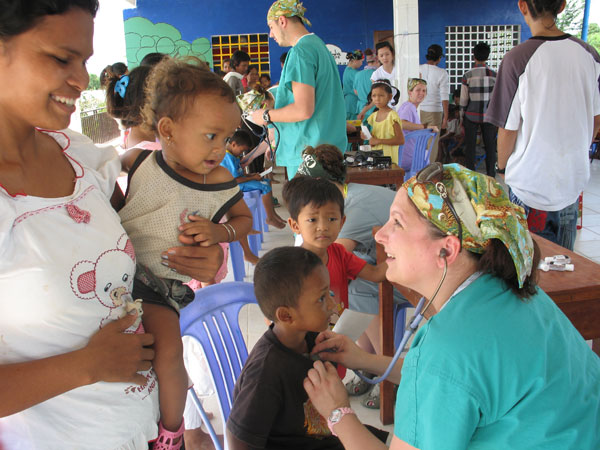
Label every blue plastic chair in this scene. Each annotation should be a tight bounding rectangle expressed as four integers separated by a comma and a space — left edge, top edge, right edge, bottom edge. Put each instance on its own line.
398, 129, 437, 179
228, 241, 245, 281
180, 282, 258, 450
474, 152, 486, 171
243, 190, 263, 251
590, 140, 599, 163
259, 196, 269, 233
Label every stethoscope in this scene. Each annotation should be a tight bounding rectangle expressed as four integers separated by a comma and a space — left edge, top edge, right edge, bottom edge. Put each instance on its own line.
356, 250, 448, 385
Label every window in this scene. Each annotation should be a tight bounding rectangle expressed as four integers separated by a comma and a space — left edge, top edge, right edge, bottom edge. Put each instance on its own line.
211, 33, 270, 74
445, 25, 520, 91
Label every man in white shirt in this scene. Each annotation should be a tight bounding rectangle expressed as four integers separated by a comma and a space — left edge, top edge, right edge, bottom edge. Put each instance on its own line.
223, 50, 250, 96
419, 44, 449, 162
486, 0, 600, 250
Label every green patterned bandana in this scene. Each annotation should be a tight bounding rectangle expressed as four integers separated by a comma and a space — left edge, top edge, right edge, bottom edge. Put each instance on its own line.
404, 163, 534, 287
236, 88, 268, 113
267, 0, 312, 27
296, 150, 347, 184
407, 77, 427, 92
347, 49, 364, 61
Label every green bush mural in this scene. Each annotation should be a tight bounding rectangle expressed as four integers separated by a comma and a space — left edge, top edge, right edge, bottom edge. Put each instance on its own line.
124, 17, 212, 68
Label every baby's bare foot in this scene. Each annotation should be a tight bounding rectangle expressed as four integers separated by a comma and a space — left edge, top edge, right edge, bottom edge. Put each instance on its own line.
243, 252, 260, 265
266, 217, 286, 229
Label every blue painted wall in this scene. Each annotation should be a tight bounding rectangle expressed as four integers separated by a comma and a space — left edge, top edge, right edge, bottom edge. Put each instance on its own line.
124, 0, 531, 81
417, 0, 531, 67
124, 0, 393, 82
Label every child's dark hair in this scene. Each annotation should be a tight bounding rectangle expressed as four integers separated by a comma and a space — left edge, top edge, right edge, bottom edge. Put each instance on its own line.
142, 56, 236, 135
0, 0, 98, 38
425, 44, 444, 61
231, 50, 250, 70
230, 129, 253, 149
246, 65, 259, 88
254, 246, 323, 321
260, 74, 271, 83
105, 64, 152, 128
364, 48, 375, 63
282, 175, 345, 221
140, 52, 167, 67
111, 62, 127, 76
367, 79, 400, 106
280, 52, 288, 65
473, 42, 491, 61
524, 0, 565, 19
448, 103, 458, 119
375, 41, 394, 57
100, 62, 128, 88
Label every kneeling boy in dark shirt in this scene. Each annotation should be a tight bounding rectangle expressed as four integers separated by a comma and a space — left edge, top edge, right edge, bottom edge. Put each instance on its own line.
226, 246, 341, 449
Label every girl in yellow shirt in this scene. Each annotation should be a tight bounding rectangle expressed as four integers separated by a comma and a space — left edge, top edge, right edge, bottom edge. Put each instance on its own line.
363, 80, 405, 164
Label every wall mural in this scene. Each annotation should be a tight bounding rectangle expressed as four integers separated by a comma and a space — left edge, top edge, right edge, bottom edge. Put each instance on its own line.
326, 44, 347, 66
124, 17, 212, 68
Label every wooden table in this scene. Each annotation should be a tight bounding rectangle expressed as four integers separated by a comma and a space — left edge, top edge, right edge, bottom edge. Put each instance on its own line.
347, 130, 363, 152
534, 235, 600, 346
374, 232, 600, 425
347, 164, 405, 189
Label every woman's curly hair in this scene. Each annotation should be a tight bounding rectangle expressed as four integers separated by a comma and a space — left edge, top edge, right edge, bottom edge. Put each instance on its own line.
302, 144, 346, 184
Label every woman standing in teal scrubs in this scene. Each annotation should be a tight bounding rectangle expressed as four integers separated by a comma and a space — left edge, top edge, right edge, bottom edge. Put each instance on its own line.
343, 50, 364, 120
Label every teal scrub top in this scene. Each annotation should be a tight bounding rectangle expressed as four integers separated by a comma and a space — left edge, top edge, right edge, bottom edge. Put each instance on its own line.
394, 274, 600, 450
354, 67, 376, 120
268, 85, 278, 103
342, 66, 359, 120
274, 33, 347, 170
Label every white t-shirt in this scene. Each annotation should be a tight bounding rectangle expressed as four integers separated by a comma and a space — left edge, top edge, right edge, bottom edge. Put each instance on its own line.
486, 35, 600, 210
371, 66, 398, 107
224, 71, 244, 96
418, 63, 450, 112
0, 130, 159, 449
370, 65, 396, 84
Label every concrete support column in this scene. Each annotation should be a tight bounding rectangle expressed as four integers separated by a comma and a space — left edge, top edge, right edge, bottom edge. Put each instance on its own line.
393, 0, 420, 104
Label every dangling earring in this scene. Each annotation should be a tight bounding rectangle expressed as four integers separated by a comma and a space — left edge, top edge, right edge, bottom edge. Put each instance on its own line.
166, 136, 172, 147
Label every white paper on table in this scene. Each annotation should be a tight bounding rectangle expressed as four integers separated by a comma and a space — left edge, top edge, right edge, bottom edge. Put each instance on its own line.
361, 125, 372, 140
259, 166, 273, 177
332, 309, 376, 342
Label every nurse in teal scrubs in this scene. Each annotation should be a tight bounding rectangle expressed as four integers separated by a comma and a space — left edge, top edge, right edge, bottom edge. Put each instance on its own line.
304, 163, 600, 450
343, 50, 364, 120
355, 51, 379, 121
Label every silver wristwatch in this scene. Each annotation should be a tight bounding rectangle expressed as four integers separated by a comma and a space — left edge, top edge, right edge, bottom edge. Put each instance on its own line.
262, 109, 271, 123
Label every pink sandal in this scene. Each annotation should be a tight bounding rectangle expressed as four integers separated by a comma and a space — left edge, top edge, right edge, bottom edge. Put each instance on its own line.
152, 419, 185, 450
